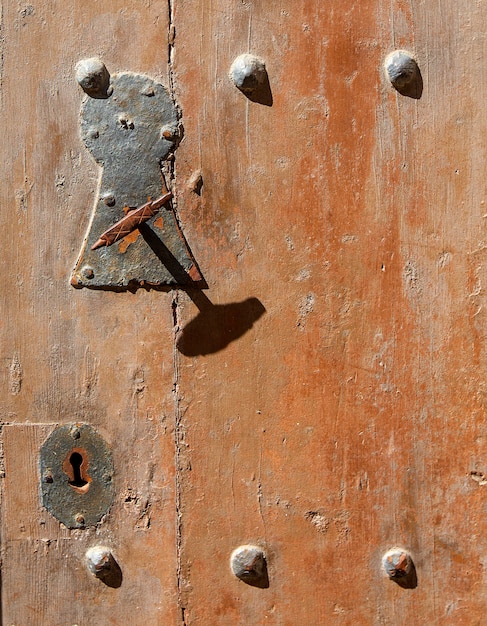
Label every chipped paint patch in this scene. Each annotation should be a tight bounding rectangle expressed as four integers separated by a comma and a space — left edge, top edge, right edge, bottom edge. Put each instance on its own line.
9, 354, 22, 395
305, 510, 330, 533
470, 470, 487, 486
297, 293, 315, 330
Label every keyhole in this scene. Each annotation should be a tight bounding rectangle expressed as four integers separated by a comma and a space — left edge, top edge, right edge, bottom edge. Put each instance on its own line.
69, 452, 87, 487
63, 447, 91, 494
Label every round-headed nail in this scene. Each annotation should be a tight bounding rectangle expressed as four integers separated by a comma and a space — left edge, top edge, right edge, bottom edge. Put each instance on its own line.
382, 548, 413, 579
75, 513, 85, 526
229, 54, 267, 95
81, 266, 94, 280
102, 194, 116, 207
75, 58, 112, 98
230, 544, 266, 581
384, 51, 419, 90
86, 546, 113, 578
160, 125, 179, 142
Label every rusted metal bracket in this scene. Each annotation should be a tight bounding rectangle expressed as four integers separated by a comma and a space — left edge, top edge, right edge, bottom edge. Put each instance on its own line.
70, 59, 203, 289
91, 192, 173, 250
39, 424, 114, 529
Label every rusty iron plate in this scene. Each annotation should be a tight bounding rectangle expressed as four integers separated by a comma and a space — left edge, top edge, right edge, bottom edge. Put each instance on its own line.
39, 424, 114, 529
70, 66, 203, 289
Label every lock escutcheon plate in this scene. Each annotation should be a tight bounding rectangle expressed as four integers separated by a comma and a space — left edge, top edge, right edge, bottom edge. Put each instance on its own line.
39, 424, 114, 529
70, 67, 203, 289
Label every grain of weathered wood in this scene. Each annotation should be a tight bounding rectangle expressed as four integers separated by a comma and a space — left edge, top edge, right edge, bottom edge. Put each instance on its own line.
172, 0, 487, 624
3, 0, 487, 623
1, 1, 180, 624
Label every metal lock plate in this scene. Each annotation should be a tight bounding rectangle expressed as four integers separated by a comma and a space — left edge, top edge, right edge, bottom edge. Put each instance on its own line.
39, 424, 114, 529
71, 62, 203, 289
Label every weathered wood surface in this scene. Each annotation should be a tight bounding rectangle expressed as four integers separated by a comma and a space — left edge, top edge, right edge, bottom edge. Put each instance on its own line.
0, 2, 179, 624
173, 1, 487, 624
1, 0, 487, 623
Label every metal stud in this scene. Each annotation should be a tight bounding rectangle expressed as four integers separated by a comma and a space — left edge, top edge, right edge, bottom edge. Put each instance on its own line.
102, 194, 116, 207
382, 548, 417, 588
384, 50, 422, 99
75, 58, 112, 99
85, 546, 123, 588
229, 54, 267, 95
70, 425, 81, 439
230, 544, 269, 588
382, 548, 412, 578
160, 125, 179, 142
81, 266, 94, 280
86, 546, 113, 577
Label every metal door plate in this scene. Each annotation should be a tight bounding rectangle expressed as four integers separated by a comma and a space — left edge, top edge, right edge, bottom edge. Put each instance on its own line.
70, 62, 203, 289
39, 424, 114, 529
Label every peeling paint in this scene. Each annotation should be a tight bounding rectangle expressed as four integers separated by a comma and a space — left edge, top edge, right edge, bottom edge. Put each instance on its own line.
9, 353, 22, 395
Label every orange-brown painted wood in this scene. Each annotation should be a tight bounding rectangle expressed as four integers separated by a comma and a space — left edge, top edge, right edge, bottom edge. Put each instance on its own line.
2, 0, 487, 624
0, 2, 179, 624
173, 1, 487, 624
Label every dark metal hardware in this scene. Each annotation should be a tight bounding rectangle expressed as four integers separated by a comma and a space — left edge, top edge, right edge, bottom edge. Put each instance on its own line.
39, 423, 114, 529
71, 59, 203, 289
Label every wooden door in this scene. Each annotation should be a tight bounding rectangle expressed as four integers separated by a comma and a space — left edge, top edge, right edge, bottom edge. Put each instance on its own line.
2, 0, 487, 624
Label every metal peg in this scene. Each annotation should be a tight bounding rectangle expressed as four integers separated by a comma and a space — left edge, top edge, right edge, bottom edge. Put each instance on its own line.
230, 544, 269, 587
85, 546, 122, 588
229, 54, 267, 95
75, 58, 112, 99
382, 548, 412, 578
384, 51, 422, 99
86, 546, 113, 578
382, 548, 417, 588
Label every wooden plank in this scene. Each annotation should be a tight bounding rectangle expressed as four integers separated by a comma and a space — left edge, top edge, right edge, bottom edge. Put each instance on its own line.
3, 424, 60, 542
172, 0, 487, 623
2, 419, 178, 624
3, 539, 173, 626
0, 1, 180, 623
3, 0, 487, 622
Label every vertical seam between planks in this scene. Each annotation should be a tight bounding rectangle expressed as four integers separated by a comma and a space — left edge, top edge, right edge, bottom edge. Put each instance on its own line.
172, 291, 186, 626
167, 1, 186, 624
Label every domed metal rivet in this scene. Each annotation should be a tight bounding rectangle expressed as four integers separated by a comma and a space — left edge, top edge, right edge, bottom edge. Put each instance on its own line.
70, 425, 81, 439
384, 51, 422, 99
230, 545, 269, 587
85, 546, 123, 588
160, 125, 179, 142
75, 58, 112, 99
74, 513, 85, 527
382, 548, 417, 588
81, 266, 94, 280
140, 84, 155, 97
86, 546, 113, 578
102, 194, 116, 207
118, 113, 134, 130
229, 54, 267, 95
